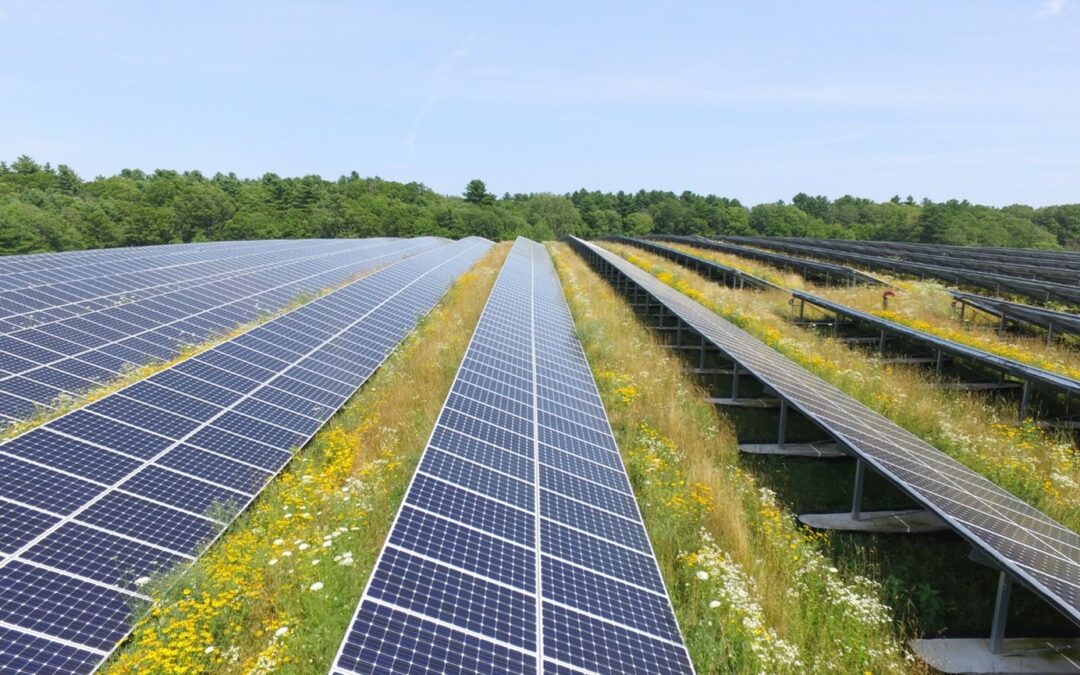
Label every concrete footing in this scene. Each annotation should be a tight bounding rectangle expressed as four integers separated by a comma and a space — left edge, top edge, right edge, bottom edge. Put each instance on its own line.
738, 442, 846, 458
797, 509, 949, 533
910, 637, 1080, 673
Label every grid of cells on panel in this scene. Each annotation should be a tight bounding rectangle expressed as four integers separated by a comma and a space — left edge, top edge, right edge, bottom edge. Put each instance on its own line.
0, 237, 444, 424
574, 236, 1080, 628
332, 237, 693, 675
0, 236, 492, 672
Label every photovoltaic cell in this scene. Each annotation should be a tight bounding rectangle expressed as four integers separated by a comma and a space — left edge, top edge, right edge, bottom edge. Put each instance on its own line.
0, 239, 442, 424
0, 236, 492, 670
332, 238, 693, 675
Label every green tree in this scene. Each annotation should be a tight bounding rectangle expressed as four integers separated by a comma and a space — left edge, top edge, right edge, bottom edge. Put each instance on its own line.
463, 179, 495, 206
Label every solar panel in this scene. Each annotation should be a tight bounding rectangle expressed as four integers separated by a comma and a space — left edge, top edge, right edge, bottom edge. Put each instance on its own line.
571, 236, 1080, 629
949, 290, 1080, 339
652, 235, 885, 286
608, 236, 784, 291
0, 238, 443, 423
790, 290, 1080, 407
0, 236, 491, 672
331, 238, 694, 675
724, 236, 1080, 305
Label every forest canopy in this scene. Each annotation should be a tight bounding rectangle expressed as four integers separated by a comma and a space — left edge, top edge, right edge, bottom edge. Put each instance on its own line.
1, 156, 1077, 255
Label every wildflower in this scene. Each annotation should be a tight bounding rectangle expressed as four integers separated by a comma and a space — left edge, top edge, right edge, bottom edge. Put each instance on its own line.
274, 626, 289, 638
696, 570, 709, 581
204, 646, 215, 654
309, 581, 324, 591
709, 600, 721, 609
272, 538, 284, 546
134, 576, 151, 587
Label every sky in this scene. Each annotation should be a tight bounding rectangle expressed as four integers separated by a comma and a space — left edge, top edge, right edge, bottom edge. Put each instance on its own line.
0, 1, 1078, 206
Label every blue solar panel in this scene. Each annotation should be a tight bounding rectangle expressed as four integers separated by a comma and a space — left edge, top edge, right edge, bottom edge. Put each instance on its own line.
0, 239, 442, 423
332, 238, 692, 675
0, 237, 492, 670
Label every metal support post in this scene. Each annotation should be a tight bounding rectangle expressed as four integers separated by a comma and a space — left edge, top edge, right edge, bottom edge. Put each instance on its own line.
878, 329, 887, 357
989, 571, 1012, 654
1019, 381, 1031, 421
935, 350, 944, 376
851, 459, 866, 520
731, 363, 740, 399
777, 399, 788, 449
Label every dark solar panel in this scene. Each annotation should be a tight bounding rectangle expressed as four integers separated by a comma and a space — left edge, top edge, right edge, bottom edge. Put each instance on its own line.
0, 237, 491, 670
332, 238, 693, 675
0, 239, 444, 423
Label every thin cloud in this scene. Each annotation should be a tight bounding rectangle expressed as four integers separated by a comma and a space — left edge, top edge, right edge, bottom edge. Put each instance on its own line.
1035, 0, 1067, 17
402, 34, 475, 156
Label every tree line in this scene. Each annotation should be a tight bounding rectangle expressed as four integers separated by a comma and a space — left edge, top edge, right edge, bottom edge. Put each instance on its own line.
1, 156, 1077, 255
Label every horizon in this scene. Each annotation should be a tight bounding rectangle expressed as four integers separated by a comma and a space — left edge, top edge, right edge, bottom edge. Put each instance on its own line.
1, 1, 1078, 207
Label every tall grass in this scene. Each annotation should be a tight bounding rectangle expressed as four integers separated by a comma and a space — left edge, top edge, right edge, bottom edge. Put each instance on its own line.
549, 243, 914, 674
103, 245, 509, 674
603, 241, 1080, 534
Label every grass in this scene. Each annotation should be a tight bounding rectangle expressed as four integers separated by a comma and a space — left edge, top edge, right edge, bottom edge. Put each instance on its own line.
665, 240, 1080, 379
548, 243, 914, 674
602, 241, 1080, 534
102, 243, 509, 674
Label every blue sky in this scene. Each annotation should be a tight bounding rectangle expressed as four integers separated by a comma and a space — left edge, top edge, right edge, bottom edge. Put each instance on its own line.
1, 1, 1077, 205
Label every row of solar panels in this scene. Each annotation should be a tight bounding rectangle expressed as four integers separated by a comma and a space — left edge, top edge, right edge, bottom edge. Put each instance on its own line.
332, 238, 694, 675
607, 236, 784, 292
618, 237, 1080, 408
571, 237, 1080, 632
948, 291, 1080, 339
0, 239, 386, 323
741, 237, 1080, 286
0, 237, 491, 673
757, 236, 1080, 269
0, 239, 445, 422
720, 236, 1080, 306
651, 235, 886, 287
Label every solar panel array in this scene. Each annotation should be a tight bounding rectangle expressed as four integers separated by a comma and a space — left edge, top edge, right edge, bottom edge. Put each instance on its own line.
331, 238, 693, 675
750, 236, 1080, 285
0, 238, 441, 423
0, 236, 491, 673
652, 235, 884, 286
949, 290, 1080, 339
572, 236, 1080, 628
607, 236, 784, 291
722, 236, 1080, 306
790, 290, 1080, 400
